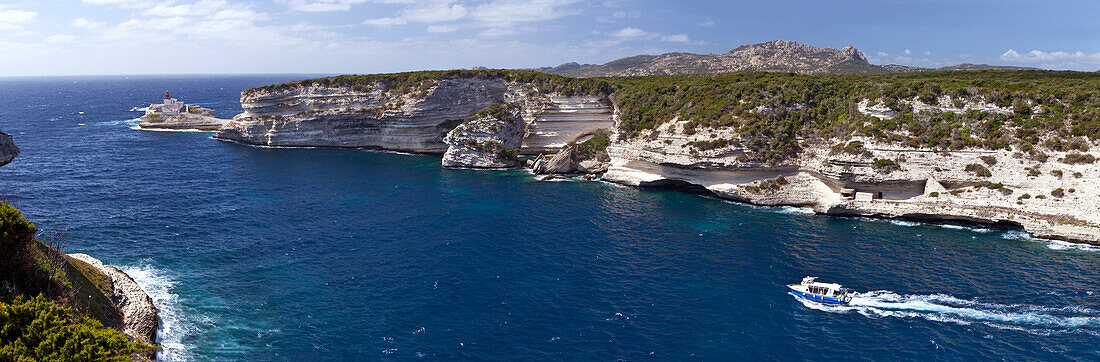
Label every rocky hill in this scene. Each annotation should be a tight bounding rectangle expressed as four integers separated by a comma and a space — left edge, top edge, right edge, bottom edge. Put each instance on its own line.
535, 40, 1033, 77
155, 69, 1100, 246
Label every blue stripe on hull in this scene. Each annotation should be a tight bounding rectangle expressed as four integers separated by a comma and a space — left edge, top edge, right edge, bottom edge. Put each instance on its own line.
788, 288, 849, 305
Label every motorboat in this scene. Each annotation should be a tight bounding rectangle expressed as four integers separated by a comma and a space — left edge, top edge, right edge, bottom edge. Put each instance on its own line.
787, 276, 853, 305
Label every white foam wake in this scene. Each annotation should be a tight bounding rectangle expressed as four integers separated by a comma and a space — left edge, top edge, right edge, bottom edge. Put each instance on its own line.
120, 263, 195, 361
794, 290, 1100, 336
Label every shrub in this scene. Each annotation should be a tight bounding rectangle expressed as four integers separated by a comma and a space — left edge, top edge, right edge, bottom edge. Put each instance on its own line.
964, 163, 992, 177
573, 130, 611, 161
1062, 153, 1096, 164
1051, 169, 1063, 178
0, 295, 153, 361
871, 158, 901, 173
832, 141, 872, 157
980, 155, 997, 165
1051, 188, 1065, 197
1074, 172, 1083, 178
929, 192, 940, 197
1026, 167, 1041, 177
0, 201, 37, 241
1019, 193, 1031, 199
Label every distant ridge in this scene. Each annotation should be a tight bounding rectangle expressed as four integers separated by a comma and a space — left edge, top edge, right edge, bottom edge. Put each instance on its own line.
533, 40, 1035, 77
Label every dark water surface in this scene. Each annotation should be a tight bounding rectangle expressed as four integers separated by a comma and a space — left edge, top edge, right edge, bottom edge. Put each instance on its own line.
1, 75, 1098, 360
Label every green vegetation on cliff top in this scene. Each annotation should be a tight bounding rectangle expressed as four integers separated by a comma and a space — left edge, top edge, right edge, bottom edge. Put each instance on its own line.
249, 69, 1100, 163
1, 295, 153, 361
1, 201, 154, 360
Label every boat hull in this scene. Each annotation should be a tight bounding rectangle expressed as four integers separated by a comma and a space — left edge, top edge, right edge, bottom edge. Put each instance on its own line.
788, 286, 850, 305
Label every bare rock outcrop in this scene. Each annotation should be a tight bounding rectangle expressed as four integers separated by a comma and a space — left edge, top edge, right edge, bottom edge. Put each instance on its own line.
0, 131, 17, 167
532, 147, 578, 174
442, 104, 524, 168
140, 102, 229, 131
68, 254, 159, 346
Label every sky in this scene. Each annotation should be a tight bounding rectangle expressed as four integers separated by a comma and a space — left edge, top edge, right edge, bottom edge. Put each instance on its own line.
0, 0, 1098, 76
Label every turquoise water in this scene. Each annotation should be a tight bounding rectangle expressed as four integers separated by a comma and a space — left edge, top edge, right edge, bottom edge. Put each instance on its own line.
1, 75, 1098, 360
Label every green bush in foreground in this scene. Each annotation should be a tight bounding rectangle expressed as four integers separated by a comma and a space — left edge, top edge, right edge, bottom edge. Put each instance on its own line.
0, 295, 153, 361
0, 201, 37, 241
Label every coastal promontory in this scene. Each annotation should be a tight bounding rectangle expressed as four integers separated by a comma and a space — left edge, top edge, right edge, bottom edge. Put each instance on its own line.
145, 42, 1100, 246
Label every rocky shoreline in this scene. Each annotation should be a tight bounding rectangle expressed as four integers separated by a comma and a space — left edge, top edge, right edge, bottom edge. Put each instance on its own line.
148, 72, 1100, 247
68, 254, 159, 346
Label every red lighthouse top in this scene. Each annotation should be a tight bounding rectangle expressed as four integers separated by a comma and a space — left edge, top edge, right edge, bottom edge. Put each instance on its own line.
165, 90, 170, 99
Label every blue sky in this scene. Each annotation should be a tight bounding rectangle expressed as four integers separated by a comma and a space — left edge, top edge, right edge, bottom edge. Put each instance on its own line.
0, 0, 1098, 76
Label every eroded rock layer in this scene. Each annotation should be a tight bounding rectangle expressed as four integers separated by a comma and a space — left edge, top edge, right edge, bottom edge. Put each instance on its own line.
521, 96, 614, 154
442, 104, 525, 168
604, 117, 1100, 244
154, 71, 1100, 245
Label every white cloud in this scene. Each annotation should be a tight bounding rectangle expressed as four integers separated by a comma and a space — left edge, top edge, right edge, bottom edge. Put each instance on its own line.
472, 0, 580, 27
363, 17, 407, 26
426, 24, 457, 33
72, 17, 106, 29
903, 49, 911, 55
0, 9, 36, 24
44, 34, 79, 44
609, 26, 650, 38
696, 18, 715, 28
1000, 49, 1100, 70
403, 2, 467, 22
607, 27, 689, 43
661, 34, 689, 43
0, 7, 36, 32
282, 0, 370, 12
363, 0, 580, 36
363, 1, 466, 27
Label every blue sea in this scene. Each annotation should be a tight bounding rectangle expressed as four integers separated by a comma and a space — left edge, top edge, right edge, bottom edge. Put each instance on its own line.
1, 75, 1098, 360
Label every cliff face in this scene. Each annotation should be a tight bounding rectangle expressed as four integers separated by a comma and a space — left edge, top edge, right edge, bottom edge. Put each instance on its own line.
68, 254, 159, 345
0, 131, 18, 167
442, 104, 525, 168
217, 78, 519, 152
173, 70, 1100, 245
603, 101, 1100, 244
215, 77, 614, 155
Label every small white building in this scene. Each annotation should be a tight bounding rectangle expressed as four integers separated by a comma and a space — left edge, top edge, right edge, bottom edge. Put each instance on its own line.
146, 92, 192, 115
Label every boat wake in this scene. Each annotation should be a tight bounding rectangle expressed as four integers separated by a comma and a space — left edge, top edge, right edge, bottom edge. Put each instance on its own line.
120, 263, 196, 361
795, 290, 1100, 336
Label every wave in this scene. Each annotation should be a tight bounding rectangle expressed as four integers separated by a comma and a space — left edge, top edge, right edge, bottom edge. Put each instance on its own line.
97, 119, 140, 127
794, 290, 1100, 336
120, 263, 195, 361
772, 206, 815, 215
130, 106, 149, 112
1000, 231, 1100, 252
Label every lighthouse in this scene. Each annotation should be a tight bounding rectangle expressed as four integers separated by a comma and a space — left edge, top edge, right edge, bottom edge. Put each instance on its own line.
148, 91, 187, 115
